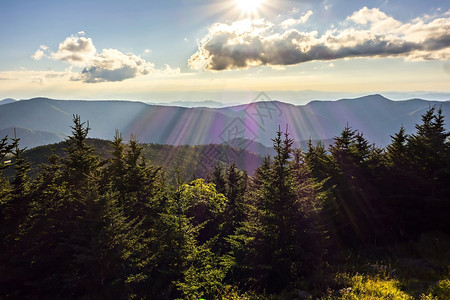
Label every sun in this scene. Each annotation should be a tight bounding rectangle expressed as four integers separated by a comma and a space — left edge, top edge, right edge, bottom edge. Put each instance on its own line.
235, 0, 264, 14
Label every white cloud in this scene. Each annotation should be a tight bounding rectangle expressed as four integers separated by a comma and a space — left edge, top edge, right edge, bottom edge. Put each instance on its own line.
347, 7, 402, 33
348, 7, 389, 25
280, 10, 313, 28
50, 34, 97, 67
31, 45, 49, 60
34, 33, 179, 83
189, 7, 450, 71
31, 49, 44, 60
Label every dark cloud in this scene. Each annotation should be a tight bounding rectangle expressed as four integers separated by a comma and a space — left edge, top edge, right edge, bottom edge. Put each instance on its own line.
75, 65, 139, 83
69, 48, 156, 83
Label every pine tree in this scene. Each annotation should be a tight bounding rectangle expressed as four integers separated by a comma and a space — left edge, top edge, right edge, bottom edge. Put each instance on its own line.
398, 106, 450, 235
210, 163, 226, 195
10, 116, 102, 297
387, 125, 408, 167
327, 126, 391, 245
2, 132, 32, 245
0, 135, 14, 243
64, 171, 135, 298
63, 115, 99, 194
222, 163, 246, 234
106, 130, 127, 197
0, 135, 14, 174
230, 129, 327, 293
306, 139, 333, 185
121, 134, 161, 218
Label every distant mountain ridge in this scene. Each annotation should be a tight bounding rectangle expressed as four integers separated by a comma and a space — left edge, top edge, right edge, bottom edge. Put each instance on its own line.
0, 98, 16, 105
152, 100, 232, 108
0, 95, 448, 153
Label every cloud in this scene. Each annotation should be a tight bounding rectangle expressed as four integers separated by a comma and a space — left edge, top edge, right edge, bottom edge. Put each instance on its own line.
348, 7, 389, 25
31, 49, 45, 61
50, 34, 97, 67
34, 33, 179, 83
31, 45, 49, 61
347, 7, 402, 33
71, 48, 157, 83
189, 7, 450, 71
0, 69, 76, 88
280, 10, 313, 28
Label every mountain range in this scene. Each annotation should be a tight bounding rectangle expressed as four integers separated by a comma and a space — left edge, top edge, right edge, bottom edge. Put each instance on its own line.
0, 95, 448, 152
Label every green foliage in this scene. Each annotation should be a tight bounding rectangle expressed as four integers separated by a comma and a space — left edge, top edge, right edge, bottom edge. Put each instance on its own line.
177, 243, 229, 299
180, 178, 228, 217
424, 278, 450, 300
0, 132, 32, 253
63, 173, 136, 298
0, 135, 14, 173
335, 274, 413, 300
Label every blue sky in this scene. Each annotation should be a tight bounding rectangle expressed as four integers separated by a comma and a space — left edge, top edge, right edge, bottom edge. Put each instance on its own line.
1, 0, 449, 103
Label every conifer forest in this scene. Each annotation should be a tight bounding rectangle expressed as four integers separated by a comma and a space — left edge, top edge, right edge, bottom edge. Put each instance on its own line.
0, 107, 449, 299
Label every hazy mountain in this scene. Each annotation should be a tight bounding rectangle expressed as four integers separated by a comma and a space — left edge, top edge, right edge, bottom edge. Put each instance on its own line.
152, 100, 232, 108
0, 127, 65, 149
0, 95, 448, 152
0, 98, 16, 105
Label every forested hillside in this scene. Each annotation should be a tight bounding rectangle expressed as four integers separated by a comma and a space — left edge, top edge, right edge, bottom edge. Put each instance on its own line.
6, 138, 263, 182
0, 108, 449, 299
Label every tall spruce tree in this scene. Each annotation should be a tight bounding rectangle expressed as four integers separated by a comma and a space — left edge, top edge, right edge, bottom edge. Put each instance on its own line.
121, 134, 161, 219
231, 129, 327, 293
63, 115, 99, 194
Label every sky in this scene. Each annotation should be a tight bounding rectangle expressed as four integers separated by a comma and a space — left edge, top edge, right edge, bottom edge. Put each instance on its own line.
0, 0, 449, 104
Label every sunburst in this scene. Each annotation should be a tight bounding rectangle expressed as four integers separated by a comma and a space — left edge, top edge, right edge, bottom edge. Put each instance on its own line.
234, 0, 264, 14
